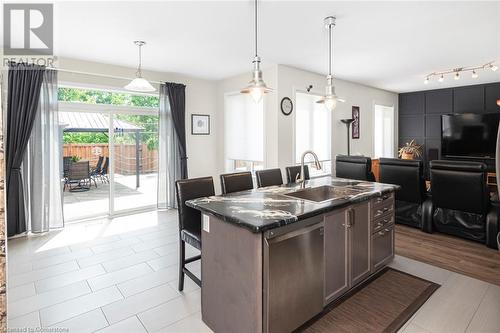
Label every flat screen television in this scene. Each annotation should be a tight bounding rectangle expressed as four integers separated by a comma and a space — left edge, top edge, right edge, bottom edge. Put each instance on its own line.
441, 113, 500, 159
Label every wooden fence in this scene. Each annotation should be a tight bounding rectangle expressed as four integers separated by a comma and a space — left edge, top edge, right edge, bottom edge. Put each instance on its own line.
63, 144, 158, 174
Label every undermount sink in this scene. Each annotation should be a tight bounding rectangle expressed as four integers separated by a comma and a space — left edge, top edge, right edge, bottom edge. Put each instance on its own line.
284, 185, 364, 203
330, 180, 360, 186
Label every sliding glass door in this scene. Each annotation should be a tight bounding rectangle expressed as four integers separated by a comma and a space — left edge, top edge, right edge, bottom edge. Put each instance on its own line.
59, 87, 159, 221
111, 112, 159, 212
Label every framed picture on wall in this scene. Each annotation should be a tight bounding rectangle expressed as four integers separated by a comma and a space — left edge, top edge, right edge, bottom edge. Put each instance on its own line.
352, 106, 360, 139
191, 114, 210, 135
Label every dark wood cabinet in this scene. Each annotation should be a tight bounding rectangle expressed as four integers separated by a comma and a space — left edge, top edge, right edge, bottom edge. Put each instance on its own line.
425, 89, 453, 114
399, 92, 425, 115
324, 202, 370, 304
453, 85, 485, 113
485, 83, 500, 112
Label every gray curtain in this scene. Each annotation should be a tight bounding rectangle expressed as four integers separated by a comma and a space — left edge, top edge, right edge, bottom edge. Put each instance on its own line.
23, 70, 64, 233
6, 62, 45, 237
157, 83, 186, 209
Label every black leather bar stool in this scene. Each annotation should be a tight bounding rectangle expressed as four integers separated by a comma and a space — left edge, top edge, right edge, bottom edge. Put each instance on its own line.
255, 168, 283, 188
220, 171, 254, 194
175, 176, 215, 290
425, 160, 499, 249
285, 165, 310, 184
335, 155, 375, 181
379, 158, 428, 229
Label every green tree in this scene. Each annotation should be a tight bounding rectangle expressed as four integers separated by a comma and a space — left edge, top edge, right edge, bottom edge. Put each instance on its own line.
59, 88, 159, 150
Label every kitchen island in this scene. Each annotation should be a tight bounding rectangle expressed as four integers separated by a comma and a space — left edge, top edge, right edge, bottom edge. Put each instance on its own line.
186, 176, 399, 333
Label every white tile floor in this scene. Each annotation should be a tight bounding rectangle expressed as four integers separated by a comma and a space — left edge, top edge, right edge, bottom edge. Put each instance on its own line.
6, 210, 500, 333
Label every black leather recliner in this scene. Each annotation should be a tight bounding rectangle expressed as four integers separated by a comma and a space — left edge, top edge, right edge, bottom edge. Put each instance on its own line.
424, 160, 499, 249
379, 158, 429, 229
335, 155, 376, 181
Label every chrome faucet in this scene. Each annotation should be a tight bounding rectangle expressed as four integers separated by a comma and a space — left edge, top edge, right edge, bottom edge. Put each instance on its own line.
296, 150, 322, 188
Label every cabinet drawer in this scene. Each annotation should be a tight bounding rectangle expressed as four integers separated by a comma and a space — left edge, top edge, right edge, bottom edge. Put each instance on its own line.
371, 224, 394, 271
371, 213, 394, 233
371, 201, 394, 220
371, 193, 394, 208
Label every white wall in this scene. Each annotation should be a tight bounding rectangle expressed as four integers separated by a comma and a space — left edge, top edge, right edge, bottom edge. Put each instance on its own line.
57, 57, 219, 180
215, 66, 279, 173
275, 65, 399, 173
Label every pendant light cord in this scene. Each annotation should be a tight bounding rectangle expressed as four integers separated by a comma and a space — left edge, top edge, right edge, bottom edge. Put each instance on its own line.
328, 23, 332, 76
255, 0, 258, 58
137, 43, 142, 77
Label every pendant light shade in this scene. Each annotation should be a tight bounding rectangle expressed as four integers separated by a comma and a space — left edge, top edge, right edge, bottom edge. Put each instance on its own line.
241, 0, 273, 102
125, 41, 156, 93
317, 16, 344, 111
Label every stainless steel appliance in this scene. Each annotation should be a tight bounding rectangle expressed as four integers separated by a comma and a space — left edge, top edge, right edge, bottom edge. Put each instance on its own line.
263, 217, 324, 333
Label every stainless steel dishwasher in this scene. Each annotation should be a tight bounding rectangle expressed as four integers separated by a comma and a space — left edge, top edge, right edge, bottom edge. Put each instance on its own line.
263, 216, 324, 333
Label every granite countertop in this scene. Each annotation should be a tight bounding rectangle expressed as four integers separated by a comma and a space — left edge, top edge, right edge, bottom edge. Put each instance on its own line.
186, 176, 399, 233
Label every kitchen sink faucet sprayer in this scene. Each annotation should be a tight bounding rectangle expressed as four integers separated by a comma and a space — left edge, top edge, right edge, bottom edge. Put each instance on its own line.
297, 150, 322, 188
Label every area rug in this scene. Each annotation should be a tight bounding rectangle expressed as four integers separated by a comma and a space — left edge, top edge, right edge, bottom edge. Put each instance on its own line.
297, 268, 439, 333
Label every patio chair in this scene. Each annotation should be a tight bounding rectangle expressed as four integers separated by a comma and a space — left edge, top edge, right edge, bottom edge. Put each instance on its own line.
98, 157, 110, 184
90, 156, 104, 186
66, 161, 92, 192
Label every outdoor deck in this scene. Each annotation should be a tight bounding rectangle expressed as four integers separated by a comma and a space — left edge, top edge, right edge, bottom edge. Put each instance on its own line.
63, 173, 158, 221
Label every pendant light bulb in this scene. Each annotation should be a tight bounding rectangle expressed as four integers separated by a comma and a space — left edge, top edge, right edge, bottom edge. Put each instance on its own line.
317, 16, 344, 111
438, 75, 444, 82
472, 70, 479, 79
454, 72, 460, 80
125, 41, 155, 92
240, 0, 273, 102
424, 77, 429, 84
491, 64, 498, 72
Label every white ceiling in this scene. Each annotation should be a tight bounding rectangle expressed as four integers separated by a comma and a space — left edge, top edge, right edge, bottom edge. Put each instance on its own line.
50, 1, 500, 93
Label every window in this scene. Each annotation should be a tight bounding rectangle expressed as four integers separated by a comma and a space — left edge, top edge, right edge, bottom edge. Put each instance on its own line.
295, 92, 331, 176
224, 93, 264, 172
374, 104, 395, 158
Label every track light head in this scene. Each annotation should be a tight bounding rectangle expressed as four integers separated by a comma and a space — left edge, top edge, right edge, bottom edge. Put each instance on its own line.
454, 72, 460, 80
472, 70, 479, 79
438, 75, 444, 82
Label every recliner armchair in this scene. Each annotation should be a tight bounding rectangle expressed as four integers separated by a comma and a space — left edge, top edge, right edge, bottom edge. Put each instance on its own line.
335, 155, 376, 181
379, 158, 428, 229
424, 160, 499, 249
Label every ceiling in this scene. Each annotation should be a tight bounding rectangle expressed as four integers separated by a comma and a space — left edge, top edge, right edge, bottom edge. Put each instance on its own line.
48, 1, 500, 92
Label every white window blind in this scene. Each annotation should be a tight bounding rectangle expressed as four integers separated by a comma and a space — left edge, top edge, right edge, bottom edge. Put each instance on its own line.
374, 104, 395, 158
295, 92, 332, 164
224, 93, 264, 162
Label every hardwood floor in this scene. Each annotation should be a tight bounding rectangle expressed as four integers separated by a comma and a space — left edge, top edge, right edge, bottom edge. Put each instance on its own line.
395, 225, 500, 286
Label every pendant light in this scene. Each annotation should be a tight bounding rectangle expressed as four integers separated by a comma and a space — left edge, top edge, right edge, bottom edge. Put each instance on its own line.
124, 41, 156, 92
317, 16, 345, 111
240, 0, 273, 103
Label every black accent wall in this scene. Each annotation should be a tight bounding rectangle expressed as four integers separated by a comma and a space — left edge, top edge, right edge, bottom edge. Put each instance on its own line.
399, 82, 500, 175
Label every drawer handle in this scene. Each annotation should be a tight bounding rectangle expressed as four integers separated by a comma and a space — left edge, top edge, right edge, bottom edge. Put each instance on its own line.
376, 195, 390, 203
376, 207, 390, 215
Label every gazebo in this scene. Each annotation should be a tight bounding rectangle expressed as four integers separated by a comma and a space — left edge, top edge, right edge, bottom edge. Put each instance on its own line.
59, 112, 144, 188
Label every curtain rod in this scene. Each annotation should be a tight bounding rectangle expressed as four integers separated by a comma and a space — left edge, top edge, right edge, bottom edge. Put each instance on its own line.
46, 67, 163, 85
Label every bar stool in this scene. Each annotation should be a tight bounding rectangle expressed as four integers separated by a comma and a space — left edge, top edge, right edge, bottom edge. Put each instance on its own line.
335, 155, 376, 181
286, 165, 310, 184
255, 168, 283, 188
175, 176, 215, 291
220, 171, 254, 194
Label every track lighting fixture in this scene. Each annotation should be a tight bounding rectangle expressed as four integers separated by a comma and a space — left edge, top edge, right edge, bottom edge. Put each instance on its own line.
424, 61, 498, 85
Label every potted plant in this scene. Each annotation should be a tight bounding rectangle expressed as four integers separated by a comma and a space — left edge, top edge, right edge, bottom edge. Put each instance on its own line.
70, 155, 81, 163
398, 139, 422, 160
